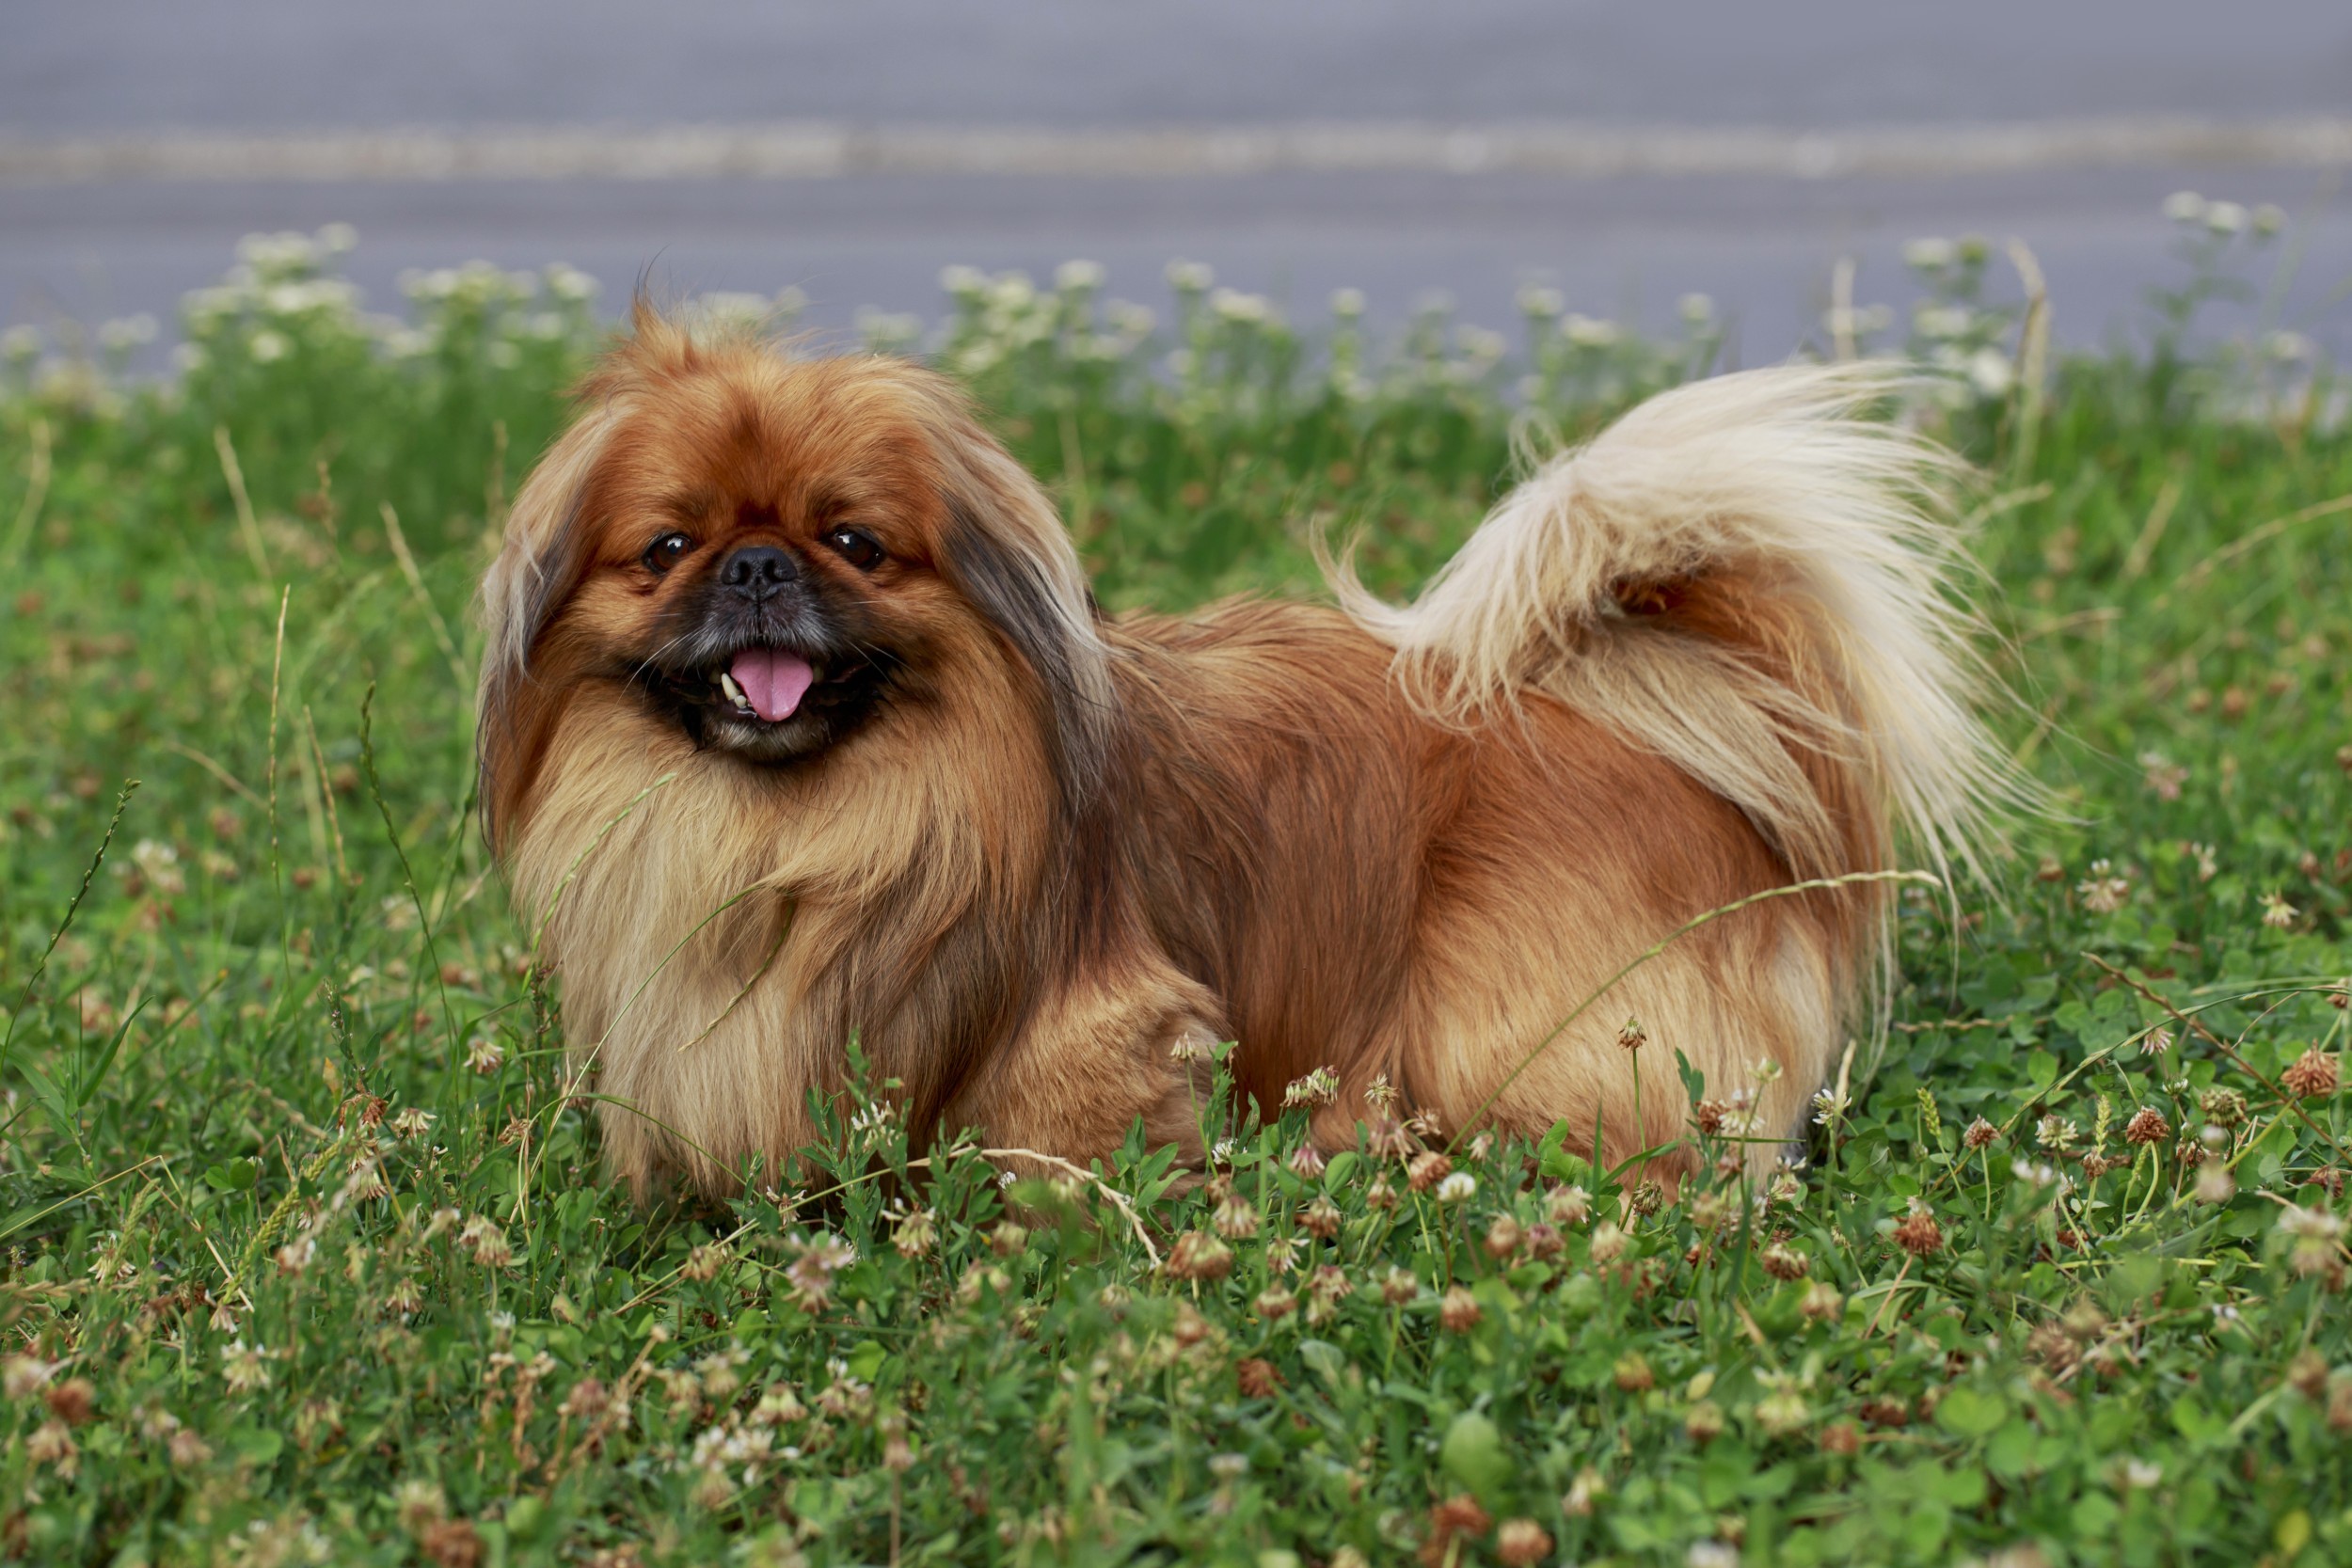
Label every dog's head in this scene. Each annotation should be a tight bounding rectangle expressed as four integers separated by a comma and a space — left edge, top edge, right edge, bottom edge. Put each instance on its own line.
477, 306, 1112, 850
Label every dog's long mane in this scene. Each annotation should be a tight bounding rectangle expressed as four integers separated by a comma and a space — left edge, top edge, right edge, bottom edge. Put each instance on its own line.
479, 317, 1210, 1196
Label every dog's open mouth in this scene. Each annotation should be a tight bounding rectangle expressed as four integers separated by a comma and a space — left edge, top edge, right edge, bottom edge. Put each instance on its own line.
647, 639, 892, 761
716, 646, 817, 723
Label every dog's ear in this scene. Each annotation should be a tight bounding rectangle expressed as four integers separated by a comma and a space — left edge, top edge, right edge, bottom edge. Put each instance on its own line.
476, 404, 623, 852
934, 439, 1117, 809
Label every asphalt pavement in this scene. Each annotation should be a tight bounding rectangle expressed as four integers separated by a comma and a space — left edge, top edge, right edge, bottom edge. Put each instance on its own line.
6, 1, 2349, 358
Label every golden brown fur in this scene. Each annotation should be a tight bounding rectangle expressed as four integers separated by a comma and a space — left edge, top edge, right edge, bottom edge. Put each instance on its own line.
479, 308, 2010, 1200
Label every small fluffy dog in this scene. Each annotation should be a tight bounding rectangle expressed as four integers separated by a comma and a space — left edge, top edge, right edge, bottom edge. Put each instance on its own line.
478, 308, 2007, 1200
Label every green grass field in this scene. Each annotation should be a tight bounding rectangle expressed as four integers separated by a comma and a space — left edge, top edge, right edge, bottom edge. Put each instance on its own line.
0, 211, 2347, 1566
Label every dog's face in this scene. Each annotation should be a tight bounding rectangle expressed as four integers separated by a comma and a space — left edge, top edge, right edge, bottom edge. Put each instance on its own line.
558, 383, 947, 768
477, 311, 1112, 847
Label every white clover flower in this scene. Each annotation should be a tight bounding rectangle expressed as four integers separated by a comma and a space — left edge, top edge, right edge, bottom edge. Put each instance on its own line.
1563, 313, 1620, 348
1054, 259, 1104, 293
1913, 304, 1971, 341
2265, 330, 2314, 363
1327, 286, 1366, 318
1281, 1067, 1341, 1110
1678, 292, 1715, 324
1455, 326, 1507, 363
1210, 288, 1274, 325
2122, 1457, 2163, 1490
221, 1339, 274, 1394
129, 838, 185, 894
545, 263, 600, 302
2252, 203, 2285, 236
237, 230, 316, 272
1902, 236, 1958, 271
247, 330, 289, 364
2162, 190, 2206, 225
1166, 259, 1216, 293
1515, 285, 1564, 318
1967, 347, 2016, 399
98, 314, 159, 352
1433, 1171, 1477, 1204
2077, 859, 2131, 913
2195, 1164, 2236, 1205
984, 273, 1036, 311
2204, 200, 2248, 236
4, 324, 44, 362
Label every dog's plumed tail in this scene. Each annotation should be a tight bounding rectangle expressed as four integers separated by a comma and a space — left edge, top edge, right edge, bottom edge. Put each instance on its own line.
1330, 360, 2013, 893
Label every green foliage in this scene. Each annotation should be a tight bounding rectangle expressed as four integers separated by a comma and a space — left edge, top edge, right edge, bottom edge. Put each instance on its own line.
0, 217, 2346, 1565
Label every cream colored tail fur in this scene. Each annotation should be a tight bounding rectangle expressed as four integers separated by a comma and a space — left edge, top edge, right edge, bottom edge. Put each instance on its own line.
1331, 359, 2013, 890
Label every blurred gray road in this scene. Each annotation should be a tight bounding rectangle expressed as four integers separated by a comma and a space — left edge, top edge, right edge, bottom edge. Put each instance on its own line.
6, 1, 2351, 356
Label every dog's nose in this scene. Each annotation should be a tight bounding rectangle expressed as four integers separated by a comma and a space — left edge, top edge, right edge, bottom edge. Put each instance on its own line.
719, 546, 798, 600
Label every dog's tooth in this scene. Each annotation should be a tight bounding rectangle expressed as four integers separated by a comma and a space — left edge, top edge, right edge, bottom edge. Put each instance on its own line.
719, 670, 752, 711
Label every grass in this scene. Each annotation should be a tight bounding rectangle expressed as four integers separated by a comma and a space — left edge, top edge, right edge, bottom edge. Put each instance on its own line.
0, 209, 2347, 1566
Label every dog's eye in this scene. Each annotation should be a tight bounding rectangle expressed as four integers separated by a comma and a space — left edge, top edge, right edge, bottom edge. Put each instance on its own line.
824, 528, 884, 571
642, 532, 693, 574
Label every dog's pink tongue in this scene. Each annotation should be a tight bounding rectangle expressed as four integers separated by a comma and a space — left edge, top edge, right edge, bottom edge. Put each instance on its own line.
730, 647, 814, 722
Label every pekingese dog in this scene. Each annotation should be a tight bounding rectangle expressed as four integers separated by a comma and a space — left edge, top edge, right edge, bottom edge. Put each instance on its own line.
478, 306, 2008, 1200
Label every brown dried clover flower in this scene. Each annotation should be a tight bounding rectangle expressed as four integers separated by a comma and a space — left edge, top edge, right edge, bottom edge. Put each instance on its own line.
1438, 1286, 1483, 1332
2283, 1049, 2341, 1101
1164, 1231, 1233, 1282
1234, 1357, 1281, 1399
1893, 1200, 1946, 1258
1496, 1519, 1553, 1567
1424, 1497, 1492, 1565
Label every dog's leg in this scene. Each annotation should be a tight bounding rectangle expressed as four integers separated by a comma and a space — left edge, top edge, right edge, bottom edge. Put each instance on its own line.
943, 960, 1224, 1169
